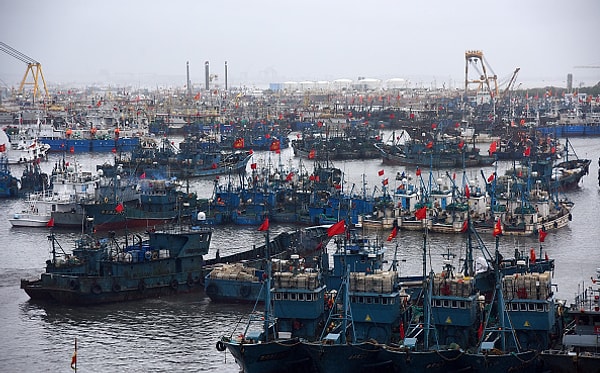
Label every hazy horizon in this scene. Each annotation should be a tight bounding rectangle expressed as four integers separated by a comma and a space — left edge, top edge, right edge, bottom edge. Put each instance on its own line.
1, 0, 599, 91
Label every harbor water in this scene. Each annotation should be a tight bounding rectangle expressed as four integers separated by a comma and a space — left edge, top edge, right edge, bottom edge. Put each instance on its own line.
0, 136, 599, 372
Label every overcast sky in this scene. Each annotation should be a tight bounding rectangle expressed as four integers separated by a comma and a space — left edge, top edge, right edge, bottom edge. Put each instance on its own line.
1, 0, 599, 90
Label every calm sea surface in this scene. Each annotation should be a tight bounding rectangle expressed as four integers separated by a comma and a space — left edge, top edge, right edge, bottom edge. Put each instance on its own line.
0, 136, 598, 372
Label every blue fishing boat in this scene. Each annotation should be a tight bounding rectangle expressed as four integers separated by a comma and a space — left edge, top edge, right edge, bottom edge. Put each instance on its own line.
20, 224, 212, 305
217, 222, 323, 373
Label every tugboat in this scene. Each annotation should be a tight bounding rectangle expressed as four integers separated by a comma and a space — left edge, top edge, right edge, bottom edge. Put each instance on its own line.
20, 221, 212, 305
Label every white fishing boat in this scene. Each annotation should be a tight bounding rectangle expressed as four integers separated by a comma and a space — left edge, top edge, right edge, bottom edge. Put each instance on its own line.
9, 198, 52, 227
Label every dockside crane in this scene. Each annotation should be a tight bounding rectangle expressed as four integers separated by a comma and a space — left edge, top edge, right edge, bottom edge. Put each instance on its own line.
0, 41, 48, 99
499, 67, 520, 101
464, 50, 499, 101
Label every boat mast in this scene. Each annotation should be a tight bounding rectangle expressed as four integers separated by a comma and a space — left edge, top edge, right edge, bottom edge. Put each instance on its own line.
262, 227, 271, 342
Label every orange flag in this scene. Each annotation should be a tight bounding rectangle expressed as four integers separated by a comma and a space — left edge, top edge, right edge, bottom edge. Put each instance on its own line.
492, 219, 503, 237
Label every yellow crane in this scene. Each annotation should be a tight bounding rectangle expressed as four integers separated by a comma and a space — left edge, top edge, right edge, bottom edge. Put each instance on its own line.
0, 41, 48, 98
464, 50, 499, 100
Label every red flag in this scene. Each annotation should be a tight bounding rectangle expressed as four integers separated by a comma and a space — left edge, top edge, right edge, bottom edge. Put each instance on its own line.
489, 141, 497, 154
71, 349, 77, 370
538, 229, 547, 243
386, 226, 398, 241
115, 203, 124, 213
415, 206, 427, 220
308, 149, 315, 159
194, 92, 201, 100
285, 172, 294, 181
257, 218, 269, 231
250, 163, 257, 170
140, 172, 146, 179
46, 217, 55, 227
487, 173, 495, 183
327, 220, 346, 237
458, 140, 464, 149
415, 167, 421, 177
378, 169, 384, 176
0, 143, 5, 152
460, 220, 468, 233
530, 248, 536, 264
465, 184, 470, 198
399, 321, 405, 339
426, 141, 433, 149
477, 322, 484, 340
382, 178, 389, 186
70, 146, 75, 154
492, 219, 503, 237
523, 146, 531, 157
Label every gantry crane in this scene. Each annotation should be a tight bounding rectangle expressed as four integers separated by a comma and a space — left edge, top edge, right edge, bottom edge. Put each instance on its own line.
0, 41, 48, 98
464, 50, 499, 101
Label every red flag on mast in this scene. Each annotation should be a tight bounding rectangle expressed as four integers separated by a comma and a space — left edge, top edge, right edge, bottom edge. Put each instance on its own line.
415, 206, 427, 220
327, 220, 346, 237
493, 219, 503, 237
538, 229, 547, 243
258, 218, 269, 231
386, 226, 398, 241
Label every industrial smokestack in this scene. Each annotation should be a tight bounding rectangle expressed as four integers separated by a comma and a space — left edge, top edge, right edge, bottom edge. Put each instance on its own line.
205, 61, 210, 90
186, 61, 191, 98
225, 61, 228, 91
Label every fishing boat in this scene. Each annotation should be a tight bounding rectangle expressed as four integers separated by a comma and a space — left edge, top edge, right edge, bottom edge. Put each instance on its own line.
0, 153, 20, 198
9, 197, 52, 227
120, 135, 253, 179
539, 268, 600, 372
20, 223, 212, 305
83, 176, 201, 231
38, 158, 99, 228
216, 221, 322, 373
375, 130, 496, 168
0, 129, 50, 165
204, 225, 331, 303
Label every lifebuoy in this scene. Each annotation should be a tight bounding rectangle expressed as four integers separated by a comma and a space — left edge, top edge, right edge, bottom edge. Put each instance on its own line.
69, 279, 80, 291
239, 285, 251, 298
170, 279, 179, 290
104, 197, 109, 203
568, 213, 572, 221
205, 283, 218, 297
112, 283, 121, 292
91, 283, 102, 294
216, 340, 226, 352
